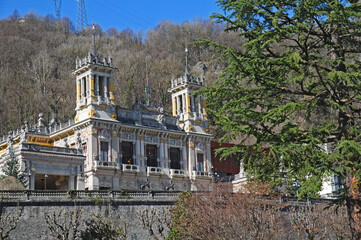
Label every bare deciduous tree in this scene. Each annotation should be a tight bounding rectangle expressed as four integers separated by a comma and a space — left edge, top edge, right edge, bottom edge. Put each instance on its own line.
169, 183, 289, 240
0, 206, 21, 240
137, 207, 170, 240
289, 204, 352, 240
43, 208, 82, 240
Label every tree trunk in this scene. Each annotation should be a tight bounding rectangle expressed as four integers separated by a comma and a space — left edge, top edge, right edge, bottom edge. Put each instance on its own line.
345, 171, 361, 239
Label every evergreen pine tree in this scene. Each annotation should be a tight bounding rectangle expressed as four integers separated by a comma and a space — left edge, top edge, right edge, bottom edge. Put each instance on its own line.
201, 0, 361, 238
1, 146, 27, 187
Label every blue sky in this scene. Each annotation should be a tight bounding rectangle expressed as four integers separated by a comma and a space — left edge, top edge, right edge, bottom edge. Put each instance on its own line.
0, 0, 221, 32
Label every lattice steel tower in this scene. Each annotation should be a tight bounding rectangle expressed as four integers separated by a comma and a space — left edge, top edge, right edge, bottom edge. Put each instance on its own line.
76, 0, 88, 32
52, 0, 62, 19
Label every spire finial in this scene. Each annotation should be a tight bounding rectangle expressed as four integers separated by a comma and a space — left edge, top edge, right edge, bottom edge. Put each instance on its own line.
185, 47, 189, 74
91, 23, 96, 55
146, 60, 149, 85
145, 60, 151, 107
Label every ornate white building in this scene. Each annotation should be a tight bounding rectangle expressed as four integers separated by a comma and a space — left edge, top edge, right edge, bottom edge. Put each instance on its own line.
0, 42, 213, 191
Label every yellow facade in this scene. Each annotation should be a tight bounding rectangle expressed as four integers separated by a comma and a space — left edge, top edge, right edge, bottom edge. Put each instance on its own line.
186, 97, 191, 112
89, 110, 97, 118
76, 83, 81, 100
109, 82, 114, 92
90, 78, 94, 89
172, 101, 177, 116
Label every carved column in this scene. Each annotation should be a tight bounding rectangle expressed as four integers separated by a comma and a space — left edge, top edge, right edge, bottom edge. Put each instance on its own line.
177, 95, 181, 113
172, 96, 177, 116
81, 77, 85, 101
191, 95, 195, 113
104, 76, 108, 102
109, 76, 115, 105
182, 93, 186, 113
76, 79, 81, 103
90, 73, 95, 102
198, 96, 202, 114
86, 75, 90, 101
95, 75, 99, 96
181, 146, 186, 170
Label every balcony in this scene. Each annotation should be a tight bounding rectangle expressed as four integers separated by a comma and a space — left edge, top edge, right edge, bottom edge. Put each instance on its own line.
93, 160, 119, 169
122, 164, 140, 173
169, 169, 186, 178
192, 171, 212, 179
147, 166, 163, 176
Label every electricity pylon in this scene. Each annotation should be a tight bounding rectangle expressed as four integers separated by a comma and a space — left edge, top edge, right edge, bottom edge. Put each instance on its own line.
52, 0, 62, 19
76, 0, 88, 32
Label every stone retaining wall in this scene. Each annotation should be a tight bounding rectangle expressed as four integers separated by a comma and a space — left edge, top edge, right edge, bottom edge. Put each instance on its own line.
0, 196, 175, 240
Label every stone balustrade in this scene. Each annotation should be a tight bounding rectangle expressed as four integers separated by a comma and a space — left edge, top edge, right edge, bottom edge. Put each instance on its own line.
169, 169, 186, 177
192, 170, 212, 179
0, 190, 181, 201
147, 166, 163, 175
94, 160, 120, 169
122, 164, 140, 173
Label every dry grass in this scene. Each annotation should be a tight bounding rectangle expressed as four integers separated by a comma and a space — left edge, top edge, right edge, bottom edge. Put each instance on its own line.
0, 176, 25, 190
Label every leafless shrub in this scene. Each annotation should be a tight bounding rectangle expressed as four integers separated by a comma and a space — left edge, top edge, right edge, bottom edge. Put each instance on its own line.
43, 208, 82, 240
288, 204, 352, 240
170, 182, 289, 240
137, 207, 171, 240
80, 212, 127, 240
0, 205, 21, 240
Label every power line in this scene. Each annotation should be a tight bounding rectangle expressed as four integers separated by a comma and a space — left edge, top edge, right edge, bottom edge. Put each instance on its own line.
104, 0, 154, 27
92, 0, 154, 30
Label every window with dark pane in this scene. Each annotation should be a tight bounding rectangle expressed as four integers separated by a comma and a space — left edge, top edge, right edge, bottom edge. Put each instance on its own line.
122, 141, 133, 164
170, 147, 181, 169
100, 142, 108, 162
146, 144, 157, 167
197, 153, 204, 171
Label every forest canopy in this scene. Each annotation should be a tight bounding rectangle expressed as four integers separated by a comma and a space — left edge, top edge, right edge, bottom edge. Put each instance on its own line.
0, 11, 238, 135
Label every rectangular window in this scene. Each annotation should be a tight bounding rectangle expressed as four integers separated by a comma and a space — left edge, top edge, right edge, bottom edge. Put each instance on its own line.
122, 141, 133, 164
100, 142, 108, 162
99, 76, 104, 99
179, 95, 183, 113
197, 153, 204, 172
83, 77, 87, 98
146, 145, 158, 167
170, 148, 181, 170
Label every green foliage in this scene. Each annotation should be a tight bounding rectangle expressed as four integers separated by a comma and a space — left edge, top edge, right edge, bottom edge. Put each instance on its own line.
201, 0, 361, 198
66, 190, 79, 199
167, 192, 192, 240
80, 213, 127, 240
201, 1, 361, 236
1, 147, 27, 187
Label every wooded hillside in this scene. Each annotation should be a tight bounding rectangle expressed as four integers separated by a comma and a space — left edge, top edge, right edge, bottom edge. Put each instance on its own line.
0, 11, 237, 135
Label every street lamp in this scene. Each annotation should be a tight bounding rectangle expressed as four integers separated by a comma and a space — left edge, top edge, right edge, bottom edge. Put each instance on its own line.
44, 174, 48, 190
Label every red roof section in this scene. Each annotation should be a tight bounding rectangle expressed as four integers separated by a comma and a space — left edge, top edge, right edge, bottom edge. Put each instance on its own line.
211, 141, 240, 175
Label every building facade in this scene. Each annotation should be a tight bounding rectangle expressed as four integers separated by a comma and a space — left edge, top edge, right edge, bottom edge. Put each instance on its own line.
0, 45, 213, 191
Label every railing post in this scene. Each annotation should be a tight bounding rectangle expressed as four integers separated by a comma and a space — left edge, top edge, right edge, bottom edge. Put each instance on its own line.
23, 190, 31, 200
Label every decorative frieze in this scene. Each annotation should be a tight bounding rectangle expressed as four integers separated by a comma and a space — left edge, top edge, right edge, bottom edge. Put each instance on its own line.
121, 132, 135, 140
168, 139, 182, 147
144, 136, 159, 144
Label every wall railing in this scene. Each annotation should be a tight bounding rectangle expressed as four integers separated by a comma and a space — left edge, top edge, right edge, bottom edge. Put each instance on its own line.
0, 190, 182, 201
